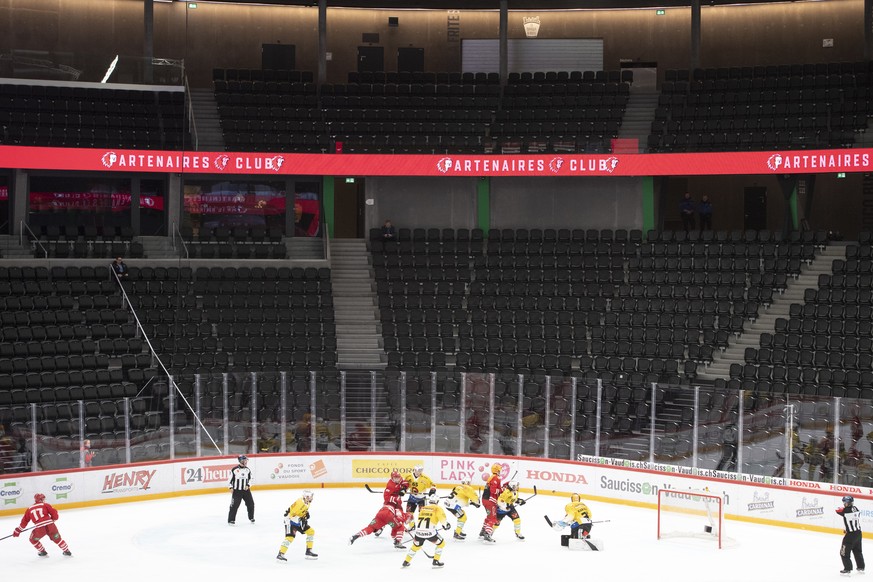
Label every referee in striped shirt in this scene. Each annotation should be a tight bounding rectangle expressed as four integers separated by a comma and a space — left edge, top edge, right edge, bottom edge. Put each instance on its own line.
228, 455, 255, 525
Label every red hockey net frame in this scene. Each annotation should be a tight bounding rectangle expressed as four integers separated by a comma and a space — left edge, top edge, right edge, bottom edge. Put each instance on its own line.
657, 488, 724, 549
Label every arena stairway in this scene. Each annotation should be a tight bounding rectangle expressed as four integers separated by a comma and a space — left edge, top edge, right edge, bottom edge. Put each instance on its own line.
697, 243, 848, 382
330, 239, 385, 369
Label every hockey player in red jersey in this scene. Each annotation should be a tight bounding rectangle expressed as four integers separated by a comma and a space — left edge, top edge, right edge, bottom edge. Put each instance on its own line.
384, 469, 408, 509
479, 463, 503, 542
373, 469, 408, 537
12, 493, 72, 557
349, 502, 412, 549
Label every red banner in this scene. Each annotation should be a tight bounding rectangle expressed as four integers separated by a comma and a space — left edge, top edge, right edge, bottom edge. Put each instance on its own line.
0, 145, 869, 177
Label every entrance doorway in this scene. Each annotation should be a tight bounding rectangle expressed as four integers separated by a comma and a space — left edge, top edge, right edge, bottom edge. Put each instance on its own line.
397, 47, 424, 72
357, 46, 384, 73
333, 177, 365, 238
744, 186, 767, 231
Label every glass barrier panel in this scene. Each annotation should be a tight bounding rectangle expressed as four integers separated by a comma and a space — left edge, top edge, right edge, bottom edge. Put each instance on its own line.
383, 371, 405, 452
312, 372, 340, 452
839, 397, 873, 486
592, 379, 648, 462
170, 374, 197, 460
404, 371, 434, 453
131, 373, 171, 464
491, 374, 519, 457
224, 371, 255, 456
194, 373, 229, 456
434, 372, 462, 453
255, 371, 285, 454
573, 378, 599, 457
738, 390, 787, 478
518, 375, 546, 458
791, 394, 837, 483
546, 376, 576, 461
288, 371, 314, 453
461, 372, 492, 455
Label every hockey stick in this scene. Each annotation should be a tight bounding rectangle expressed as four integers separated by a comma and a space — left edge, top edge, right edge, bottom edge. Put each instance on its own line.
545, 515, 610, 527
365, 484, 382, 494
0, 526, 37, 542
520, 485, 538, 503
544, 515, 604, 550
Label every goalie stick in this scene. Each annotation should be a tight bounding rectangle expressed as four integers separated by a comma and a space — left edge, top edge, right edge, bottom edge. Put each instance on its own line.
543, 515, 604, 551
544, 515, 610, 527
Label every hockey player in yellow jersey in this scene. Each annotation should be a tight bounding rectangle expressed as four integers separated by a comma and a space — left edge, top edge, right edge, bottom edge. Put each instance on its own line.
402, 494, 450, 569
493, 481, 526, 541
403, 465, 436, 515
276, 490, 318, 562
560, 493, 593, 539
444, 479, 481, 540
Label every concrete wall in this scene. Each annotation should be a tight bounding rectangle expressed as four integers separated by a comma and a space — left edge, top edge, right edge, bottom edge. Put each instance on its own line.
490, 176, 643, 230
364, 176, 478, 232
0, 1, 864, 87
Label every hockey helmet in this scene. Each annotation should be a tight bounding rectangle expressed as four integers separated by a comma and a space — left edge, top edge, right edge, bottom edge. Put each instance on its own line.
238, 455, 248, 463
507, 481, 519, 492
460, 479, 471, 486
570, 493, 581, 503
391, 469, 403, 482
491, 463, 502, 475
413, 464, 424, 477
843, 495, 855, 505
302, 490, 314, 503
34, 493, 46, 503
427, 493, 440, 506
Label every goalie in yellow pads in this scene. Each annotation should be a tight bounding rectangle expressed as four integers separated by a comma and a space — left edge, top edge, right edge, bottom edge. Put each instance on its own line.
563, 493, 593, 539
402, 494, 450, 569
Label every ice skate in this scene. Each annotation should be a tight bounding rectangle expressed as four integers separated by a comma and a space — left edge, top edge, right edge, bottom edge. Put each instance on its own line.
228, 521, 235, 525
374, 528, 383, 537
37, 550, 48, 557
842, 569, 853, 576
305, 549, 318, 560
276, 553, 287, 562
432, 559, 444, 568
63, 550, 72, 557
481, 533, 495, 543
250, 519, 255, 524
515, 532, 525, 540
393, 540, 407, 549
401, 561, 411, 568
349, 534, 360, 545
453, 532, 466, 540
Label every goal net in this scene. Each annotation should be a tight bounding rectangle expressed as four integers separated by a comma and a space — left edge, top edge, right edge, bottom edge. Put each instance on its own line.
657, 488, 724, 549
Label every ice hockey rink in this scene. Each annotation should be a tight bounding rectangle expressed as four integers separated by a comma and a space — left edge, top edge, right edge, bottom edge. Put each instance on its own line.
1, 488, 857, 580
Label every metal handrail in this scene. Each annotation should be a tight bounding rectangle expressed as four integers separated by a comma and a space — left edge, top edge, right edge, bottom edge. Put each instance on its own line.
323, 222, 331, 263
19, 221, 48, 258
184, 73, 198, 151
172, 221, 189, 259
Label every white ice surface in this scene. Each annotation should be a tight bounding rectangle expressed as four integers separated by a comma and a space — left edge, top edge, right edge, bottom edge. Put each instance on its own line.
1, 488, 856, 580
